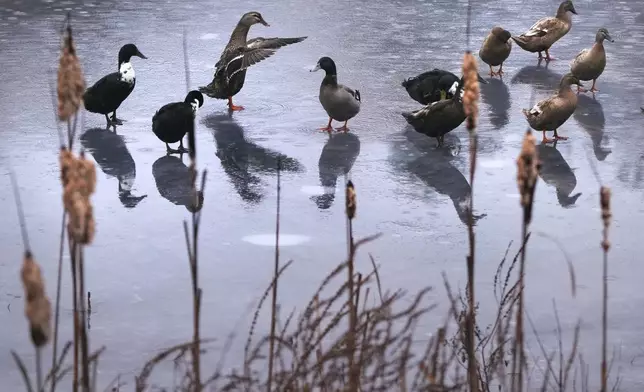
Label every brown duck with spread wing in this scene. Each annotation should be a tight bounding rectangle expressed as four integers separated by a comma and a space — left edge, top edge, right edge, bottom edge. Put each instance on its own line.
199, 11, 307, 111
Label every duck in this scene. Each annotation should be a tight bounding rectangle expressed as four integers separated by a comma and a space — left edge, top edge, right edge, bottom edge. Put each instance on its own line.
401, 68, 486, 105
310, 57, 361, 132
511, 0, 577, 62
522, 73, 583, 143
570, 28, 614, 94
198, 11, 307, 111
479, 27, 513, 77
401, 81, 467, 147
152, 90, 204, 154
83, 44, 147, 126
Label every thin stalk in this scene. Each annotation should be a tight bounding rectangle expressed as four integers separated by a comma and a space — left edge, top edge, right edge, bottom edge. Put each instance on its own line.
267, 157, 282, 392
466, 131, 478, 392
345, 179, 358, 391
514, 224, 528, 392
50, 211, 66, 392
78, 245, 90, 391
70, 240, 79, 392
601, 246, 608, 392
36, 347, 43, 392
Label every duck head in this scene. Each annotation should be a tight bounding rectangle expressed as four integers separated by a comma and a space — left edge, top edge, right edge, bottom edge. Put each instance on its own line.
185, 90, 204, 114
240, 11, 269, 27
310, 57, 337, 76
559, 0, 578, 15
560, 73, 583, 88
118, 43, 147, 66
596, 28, 614, 43
491, 26, 512, 43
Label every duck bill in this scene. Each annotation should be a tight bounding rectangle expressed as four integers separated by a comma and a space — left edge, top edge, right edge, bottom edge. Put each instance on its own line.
606, 33, 615, 42
135, 50, 147, 59
259, 17, 270, 27
569, 5, 578, 14
310, 63, 321, 72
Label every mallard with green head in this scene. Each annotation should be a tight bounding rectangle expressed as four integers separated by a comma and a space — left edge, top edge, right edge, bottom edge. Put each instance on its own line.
401, 81, 467, 147
511, 0, 577, 61
402, 68, 486, 105
479, 27, 512, 77
522, 73, 583, 143
199, 11, 307, 111
570, 28, 614, 94
311, 57, 361, 133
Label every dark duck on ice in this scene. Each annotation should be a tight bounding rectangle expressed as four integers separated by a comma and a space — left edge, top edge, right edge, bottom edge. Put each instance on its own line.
402, 68, 486, 105
83, 43, 147, 126
199, 11, 307, 111
152, 90, 204, 154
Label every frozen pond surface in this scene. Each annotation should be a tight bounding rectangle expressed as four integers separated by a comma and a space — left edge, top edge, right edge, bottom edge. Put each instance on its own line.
1, 0, 644, 389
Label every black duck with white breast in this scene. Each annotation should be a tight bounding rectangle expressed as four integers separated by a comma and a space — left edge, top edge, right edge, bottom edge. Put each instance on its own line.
152, 90, 204, 154
311, 57, 361, 132
199, 11, 307, 111
83, 44, 147, 126
402, 68, 486, 105
401, 81, 467, 147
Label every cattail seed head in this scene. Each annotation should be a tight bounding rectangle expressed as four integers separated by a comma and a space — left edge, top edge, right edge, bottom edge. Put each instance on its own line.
21, 251, 51, 347
461, 51, 479, 132
57, 22, 85, 122
345, 180, 356, 220
600, 186, 612, 251
60, 149, 96, 244
516, 130, 540, 224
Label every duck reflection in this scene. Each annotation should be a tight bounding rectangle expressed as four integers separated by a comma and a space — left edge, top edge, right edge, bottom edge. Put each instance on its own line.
403, 130, 486, 225
80, 127, 147, 208
152, 155, 204, 212
480, 78, 511, 129
537, 142, 581, 207
573, 94, 611, 161
511, 60, 563, 92
203, 113, 304, 204
311, 132, 361, 209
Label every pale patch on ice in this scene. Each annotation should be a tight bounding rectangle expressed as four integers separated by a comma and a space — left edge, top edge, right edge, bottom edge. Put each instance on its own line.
478, 159, 507, 169
200, 33, 219, 40
506, 193, 521, 199
300, 185, 325, 195
243, 234, 311, 247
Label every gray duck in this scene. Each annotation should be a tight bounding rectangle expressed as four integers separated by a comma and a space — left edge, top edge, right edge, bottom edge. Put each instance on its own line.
511, 0, 577, 61
311, 57, 361, 132
522, 73, 583, 143
401, 80, 466, 147
479, 26, 512, 77
570, 28, 614, 94
199, 11, 307, 111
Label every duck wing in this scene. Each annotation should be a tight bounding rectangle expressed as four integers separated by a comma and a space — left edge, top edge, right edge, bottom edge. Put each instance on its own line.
340, 84, 361, 102
216, 36, 307, 83
521, 17, 560, 37
570, 48, 590, 69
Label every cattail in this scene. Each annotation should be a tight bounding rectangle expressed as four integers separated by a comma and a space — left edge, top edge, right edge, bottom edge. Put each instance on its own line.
345, 180, 356, 220
516, 130, 540, 224
600, 186, 611, 251
61, 150, 96, 244
57, 19, 85, 122
461, 51, 479, 131
21, 251, 51, 347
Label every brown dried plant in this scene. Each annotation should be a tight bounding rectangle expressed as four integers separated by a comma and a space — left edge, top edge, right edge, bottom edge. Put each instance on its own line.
61, 150, 96, 245
600, 186, 612, 392
57, 15, 85, 123
461, 51, 479, 132
21, 252, 52, 349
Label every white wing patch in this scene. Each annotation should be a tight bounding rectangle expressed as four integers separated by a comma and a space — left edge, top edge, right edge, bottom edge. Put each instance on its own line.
529, 103, 543, 115
448, 81, 459, 96
119, 62, 135, 84
525, 28, 547, 37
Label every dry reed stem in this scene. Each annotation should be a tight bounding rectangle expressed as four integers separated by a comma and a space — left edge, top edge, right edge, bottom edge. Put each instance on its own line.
461, 49, 481, 392
513, 129, 540, 392
600, 186, 612, 392
268, 156, 283, 392
57, 15, 85, 122
345, 179, 358, 391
